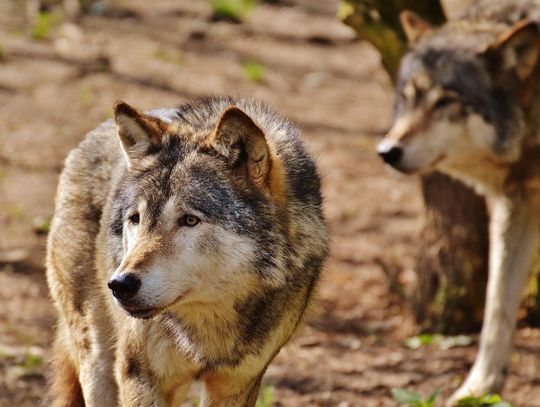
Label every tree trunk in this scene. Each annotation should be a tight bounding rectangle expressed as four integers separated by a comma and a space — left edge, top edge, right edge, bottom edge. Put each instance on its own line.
339, 0, 490, 333
416, 174, 488, 333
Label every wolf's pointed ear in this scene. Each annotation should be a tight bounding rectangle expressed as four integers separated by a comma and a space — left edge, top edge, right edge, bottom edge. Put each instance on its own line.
400, 10, 433, 43
209, 106, 271, 189
113, 100, 167, 166
486, 20, 540, 81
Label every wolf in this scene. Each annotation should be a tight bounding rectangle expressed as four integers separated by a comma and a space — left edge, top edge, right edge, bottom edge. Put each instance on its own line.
45, 96, 328, 406
376, 0, 540, 403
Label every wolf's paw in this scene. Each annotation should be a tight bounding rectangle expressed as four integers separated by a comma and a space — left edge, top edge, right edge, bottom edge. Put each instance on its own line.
446, 371, 504, 407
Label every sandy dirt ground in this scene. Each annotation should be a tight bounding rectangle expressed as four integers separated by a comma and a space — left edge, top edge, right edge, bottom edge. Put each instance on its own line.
0, 1, 539, 406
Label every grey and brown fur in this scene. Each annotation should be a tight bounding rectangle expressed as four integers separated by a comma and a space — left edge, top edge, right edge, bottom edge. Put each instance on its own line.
377, 1, 540, 404
46, 96, 328, 406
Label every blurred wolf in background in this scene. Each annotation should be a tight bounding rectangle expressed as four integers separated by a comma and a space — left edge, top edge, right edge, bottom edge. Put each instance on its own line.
46, 96, 328, 406
376, 0, 540, 403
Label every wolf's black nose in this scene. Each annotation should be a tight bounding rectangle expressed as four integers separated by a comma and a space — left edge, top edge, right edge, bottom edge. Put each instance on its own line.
108, 274, 141, 301
378, 146, 403, 166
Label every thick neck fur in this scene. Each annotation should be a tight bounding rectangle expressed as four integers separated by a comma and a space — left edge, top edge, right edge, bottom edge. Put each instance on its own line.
157, 299, 248, 367
140, 280, 306, 373
440, 138, 540, 200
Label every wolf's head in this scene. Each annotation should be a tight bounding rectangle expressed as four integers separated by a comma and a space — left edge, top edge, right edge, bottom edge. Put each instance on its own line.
106, 101, 289, 319
377, 13, 540, 174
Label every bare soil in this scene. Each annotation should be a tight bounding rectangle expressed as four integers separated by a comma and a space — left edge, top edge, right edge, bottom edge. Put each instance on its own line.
0, 1, 538, 406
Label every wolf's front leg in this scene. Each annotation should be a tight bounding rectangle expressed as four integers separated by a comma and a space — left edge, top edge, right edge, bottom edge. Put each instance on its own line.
79, 354, 117, 406
115, 350, 166, 407
448, 197, 540, 405
72, 308, 118, 406
79, 355, 117, 407
201, 372, 263, 407
117, 357, 193, 407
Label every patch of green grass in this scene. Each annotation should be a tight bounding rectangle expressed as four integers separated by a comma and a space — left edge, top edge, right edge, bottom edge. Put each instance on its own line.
32, 215, 51, 235
457, 394, 512, 407
8, 206, 24, 220
210, 0, 256, 22
153, 48, 185, 66
403, 334, 473, 350
403, 333, 438, 349
243, 59, 265, 83
31, 11, 63, 40
391, 388, 439, 407
78, 83, 93, 106
8, 345, 45, 378
256, 384, 274, 407
189, 386, 272, 407
19, 351, 43, 372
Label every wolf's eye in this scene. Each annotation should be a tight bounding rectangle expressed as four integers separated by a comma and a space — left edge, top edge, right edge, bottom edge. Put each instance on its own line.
128, 213, 140, 225
179, 214, 200, 227
434, 96, 458, 110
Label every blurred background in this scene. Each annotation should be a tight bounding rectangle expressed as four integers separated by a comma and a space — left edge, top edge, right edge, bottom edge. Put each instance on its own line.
0, 0, 539, 406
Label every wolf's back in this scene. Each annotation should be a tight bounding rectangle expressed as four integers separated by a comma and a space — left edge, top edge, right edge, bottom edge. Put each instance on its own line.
465, 0, 540, 23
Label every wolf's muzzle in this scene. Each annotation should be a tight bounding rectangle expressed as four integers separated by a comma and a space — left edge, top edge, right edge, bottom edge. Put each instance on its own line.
108, 274, 141, 301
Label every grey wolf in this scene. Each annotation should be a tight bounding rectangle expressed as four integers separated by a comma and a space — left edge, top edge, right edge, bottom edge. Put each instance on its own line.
377, 0, 540, 403
46, 96, 329, 406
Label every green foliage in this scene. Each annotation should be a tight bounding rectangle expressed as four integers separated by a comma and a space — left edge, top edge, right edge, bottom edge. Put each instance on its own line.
391, 388, 439, 407
403, 334, 473, 350
153, 48, 185, 66
189, 385, 273, 406
403, 334, 437, 349
9, 206, 24, 220
243, 60, 265, 82
19, 351, 43, 372
32, 215, 51, 235
256, 384, 274, 407
457, 394, 512, 407
31, 11, 62, 40
78, 83, 93, 106
9, 345, 45, 377
210, 0, 256, 21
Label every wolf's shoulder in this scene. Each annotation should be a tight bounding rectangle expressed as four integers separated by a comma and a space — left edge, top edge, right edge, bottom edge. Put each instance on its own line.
411, 0, 540, 56
463, 0, 540, 24
56, 119, 123, 216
